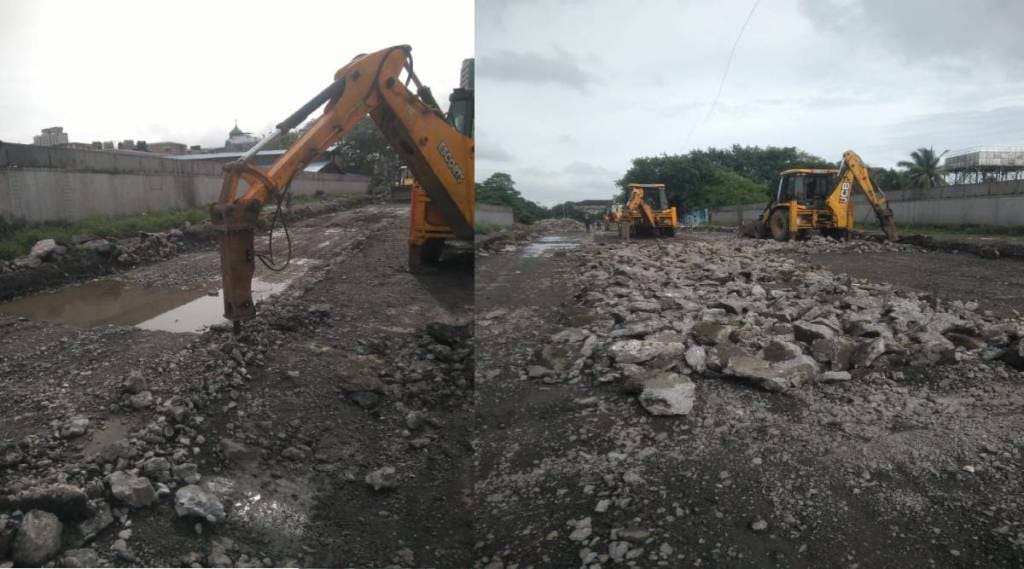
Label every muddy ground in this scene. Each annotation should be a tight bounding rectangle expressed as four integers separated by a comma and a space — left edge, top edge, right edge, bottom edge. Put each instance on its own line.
0, 203, 473, 567
475, 228, 1024, 569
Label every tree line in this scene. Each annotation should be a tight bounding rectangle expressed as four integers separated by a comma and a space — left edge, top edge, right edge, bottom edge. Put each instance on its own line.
478, 144, 949, 222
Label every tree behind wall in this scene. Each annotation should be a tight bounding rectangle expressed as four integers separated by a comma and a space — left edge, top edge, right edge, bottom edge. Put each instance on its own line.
476, 172, 548, 224
897, 147, 947, 189
268, 117, 402, 191
617, 154, 768, 211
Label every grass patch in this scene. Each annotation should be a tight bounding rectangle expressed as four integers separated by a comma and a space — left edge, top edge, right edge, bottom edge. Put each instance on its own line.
0, 192, 373, 261
858, 222, 1024, 240
475, 222, 503, 235
0, 208, 209, 261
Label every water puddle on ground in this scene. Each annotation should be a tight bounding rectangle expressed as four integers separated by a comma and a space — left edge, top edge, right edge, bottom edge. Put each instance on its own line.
81, 417, 132, 457
521, 235, 581, 257
0, 258, 316, 333
204, 473, 313, 543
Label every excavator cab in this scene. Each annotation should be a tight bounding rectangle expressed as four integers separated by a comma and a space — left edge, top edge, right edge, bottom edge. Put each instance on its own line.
446, 59, 474, 137
619, 183, 677, 238
777, 170, 836, 209
642, 185, 669, 211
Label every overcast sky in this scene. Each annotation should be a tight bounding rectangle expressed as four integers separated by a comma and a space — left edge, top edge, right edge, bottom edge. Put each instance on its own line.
477, 0, 1024, 205
0, 0, 472, 149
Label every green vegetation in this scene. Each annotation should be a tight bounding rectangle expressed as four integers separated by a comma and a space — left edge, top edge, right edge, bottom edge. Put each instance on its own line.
476, 172, 548, 224
545, 202, 591, 223
474, 221, 503, 235
898, 147, 947, 189
690, 145, 832, 188
859, 222, 1024, 240
620, 145, 915, 211
268, 116, 402, 191
329, 117, 402, 191
618, 154, 769, 211
0, 207, 208, 260
0, 192, 369, 261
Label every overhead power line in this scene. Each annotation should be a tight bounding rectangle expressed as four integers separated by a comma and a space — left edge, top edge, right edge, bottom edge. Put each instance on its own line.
684, 0, 761, 148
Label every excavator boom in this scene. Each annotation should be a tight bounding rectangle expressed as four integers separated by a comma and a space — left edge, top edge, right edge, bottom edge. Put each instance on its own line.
837, 150, 899, 241
742, 149, 898, 242
210, 45, 474, 323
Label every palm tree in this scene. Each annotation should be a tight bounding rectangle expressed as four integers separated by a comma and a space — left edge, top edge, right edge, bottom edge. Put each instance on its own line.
897, 147, 948, 188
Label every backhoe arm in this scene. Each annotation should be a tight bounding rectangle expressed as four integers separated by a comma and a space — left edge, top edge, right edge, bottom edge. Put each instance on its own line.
210, 45, 474, 322
838, 150, 899, 242
627, 187, 657, 227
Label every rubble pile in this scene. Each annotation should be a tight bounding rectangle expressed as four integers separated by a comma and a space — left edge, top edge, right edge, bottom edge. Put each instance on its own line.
0, 287, 470, 566
534, 218, 586, 233
533, 238, 1024, 414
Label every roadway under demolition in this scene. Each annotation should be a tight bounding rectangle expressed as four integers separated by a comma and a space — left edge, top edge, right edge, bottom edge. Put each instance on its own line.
475, 224, 1024, 568
0, 204, 474, 567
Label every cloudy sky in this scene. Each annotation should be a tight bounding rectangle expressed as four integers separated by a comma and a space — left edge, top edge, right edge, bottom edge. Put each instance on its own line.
477, 0, 1024, 205
0, 0, 472, 149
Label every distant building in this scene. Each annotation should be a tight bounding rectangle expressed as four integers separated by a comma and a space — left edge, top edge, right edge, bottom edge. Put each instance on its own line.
225, 122, 259, 152
33, 126, 69, 146
945, 146, 1024, 183
148, 141, 188, 155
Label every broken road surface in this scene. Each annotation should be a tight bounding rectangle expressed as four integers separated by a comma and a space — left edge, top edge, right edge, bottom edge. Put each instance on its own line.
474, 227, 1024, 568
0, 203, 473, 567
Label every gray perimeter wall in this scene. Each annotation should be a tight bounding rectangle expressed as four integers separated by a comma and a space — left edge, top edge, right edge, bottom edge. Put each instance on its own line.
476, 203, 515, 226
709, 180, 1024, 227
0, 142, 371, 223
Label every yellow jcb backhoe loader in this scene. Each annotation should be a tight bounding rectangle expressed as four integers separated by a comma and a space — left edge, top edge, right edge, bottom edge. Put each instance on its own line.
742, 150, 898, 242
619, 183, 678, 238
209, 45, 474, 330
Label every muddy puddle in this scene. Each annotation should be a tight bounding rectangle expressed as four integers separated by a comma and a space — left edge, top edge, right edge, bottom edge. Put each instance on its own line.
521, 235, 581, 258
80, 417, 132, 457
0, 258, 316, 333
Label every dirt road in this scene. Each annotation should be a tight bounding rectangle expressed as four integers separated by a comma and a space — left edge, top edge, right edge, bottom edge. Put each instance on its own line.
0, 203, 473, 567
475, 228, 1024, 569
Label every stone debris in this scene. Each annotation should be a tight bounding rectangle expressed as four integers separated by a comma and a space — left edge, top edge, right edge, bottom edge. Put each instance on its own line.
12, 510, 63, 566
174, 485, 226, 523
30, 238, 67, 260
0, 484, 89, 520
61, 548, 103, 568
527, 236, 1024, 414
108, 471, 157, 508
365, 466, 398, 491
637, 372, 696, 415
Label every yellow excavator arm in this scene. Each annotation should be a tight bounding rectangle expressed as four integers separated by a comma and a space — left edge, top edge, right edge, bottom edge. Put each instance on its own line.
210, 45, 474, 325
828, 150, 898, 241
627, 186, 658, 227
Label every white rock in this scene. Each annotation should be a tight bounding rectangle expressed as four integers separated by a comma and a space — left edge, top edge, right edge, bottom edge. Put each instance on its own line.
638, 373, 696, 416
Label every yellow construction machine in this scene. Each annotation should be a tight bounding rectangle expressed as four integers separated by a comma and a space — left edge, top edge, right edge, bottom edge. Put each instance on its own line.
618, 183, 677, 238
742, 150, 898, 242
209, 45, 474, 329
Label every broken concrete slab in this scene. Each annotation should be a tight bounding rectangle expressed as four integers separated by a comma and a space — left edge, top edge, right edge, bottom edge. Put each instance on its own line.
638, 373, 696, 416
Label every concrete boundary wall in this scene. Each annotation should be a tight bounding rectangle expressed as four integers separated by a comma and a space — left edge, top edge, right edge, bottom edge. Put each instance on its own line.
0, 142, 370, 223
476, 203, 515, 226
709, 180, 1024, 227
